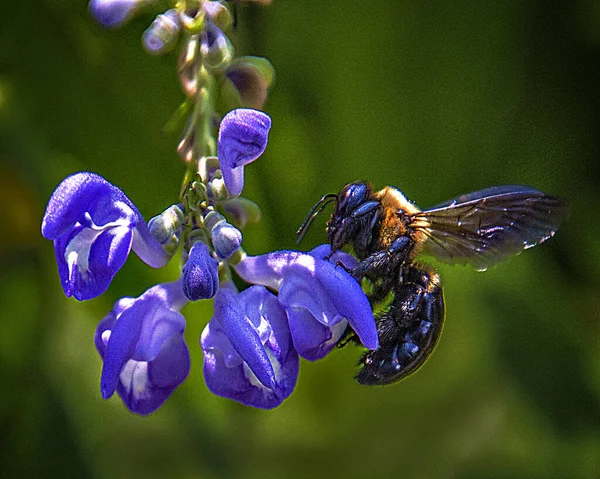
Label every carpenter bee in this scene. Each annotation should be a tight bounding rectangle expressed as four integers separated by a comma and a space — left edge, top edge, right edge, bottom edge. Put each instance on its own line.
297, 182, 569, 385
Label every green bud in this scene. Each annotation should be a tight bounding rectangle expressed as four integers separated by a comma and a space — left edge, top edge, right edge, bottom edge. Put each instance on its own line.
148, 204, 185, 244
178, 35, 211, 97
180, 3, 205, 34
224, 56, 275, 109
223, 197, 262, 229
202, 24, 234, 71
202, 1, 232, 31
186, 180, 208, 212
207, 176, 229, 202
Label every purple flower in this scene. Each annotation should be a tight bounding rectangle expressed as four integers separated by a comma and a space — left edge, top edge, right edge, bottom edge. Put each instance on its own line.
95, 281, 189, 415
41, 172, 170, 300
182, 241, 219, 301
89, 0, 144, 28
202, 286, 299, 409
233, 246, 378, 361
218, 109, 271, 196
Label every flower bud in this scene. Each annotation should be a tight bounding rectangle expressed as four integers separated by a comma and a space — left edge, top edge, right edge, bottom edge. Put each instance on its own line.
223, 197, 262, 229
225, 56, 274, 109
148, 204, 185, 244
203, 209, 242, 259
202, 1, 232, 31
182, 241, 219, 301
201, 23, 234, 71
211, 221, 242, 260
207, 176, 229, 201
143, 9, 181, 55
185, 180, 208, 212
203, 208, 226, 231
180, 4, 205, 33
89, 0, 146, 28
179, 35, 209, 98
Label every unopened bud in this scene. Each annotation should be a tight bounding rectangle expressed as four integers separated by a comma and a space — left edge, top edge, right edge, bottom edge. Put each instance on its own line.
223, 197, 262, 229
202, 1, 232, 31
225, 56, 274, 109
143, 9, 181, 55
201, 23, 233, 71
89, 0, 148, 28
182, 241, 219, 300
207, 176, 229, 201
211, 221, 242, 259
148, 204, 184, 244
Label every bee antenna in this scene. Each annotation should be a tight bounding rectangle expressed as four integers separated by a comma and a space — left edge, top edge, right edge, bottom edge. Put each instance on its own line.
296, 194, 337, 244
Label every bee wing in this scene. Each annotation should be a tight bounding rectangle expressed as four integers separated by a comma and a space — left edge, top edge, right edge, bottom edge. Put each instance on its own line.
412, 185, 569, 271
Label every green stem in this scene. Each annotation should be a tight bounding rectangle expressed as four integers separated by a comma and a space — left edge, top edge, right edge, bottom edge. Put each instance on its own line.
195, 63, 217, 183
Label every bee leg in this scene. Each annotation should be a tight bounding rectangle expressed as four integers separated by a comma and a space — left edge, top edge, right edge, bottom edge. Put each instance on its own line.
336, 324, 360, 348
334, 261, 354, 274
351, 236, 412, 279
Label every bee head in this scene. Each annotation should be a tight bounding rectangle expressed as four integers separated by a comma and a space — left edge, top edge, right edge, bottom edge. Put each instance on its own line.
327, 181, 371, 251
296, 181, 372, 252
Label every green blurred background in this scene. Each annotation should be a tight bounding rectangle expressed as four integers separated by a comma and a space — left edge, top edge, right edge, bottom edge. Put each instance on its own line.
1, 1, 599, 478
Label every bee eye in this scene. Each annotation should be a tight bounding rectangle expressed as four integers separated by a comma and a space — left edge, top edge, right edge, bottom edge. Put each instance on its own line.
339, 182, 368, 214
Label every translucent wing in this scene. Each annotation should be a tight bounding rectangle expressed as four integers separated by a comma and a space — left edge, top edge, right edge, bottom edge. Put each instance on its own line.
412, 185, 569, 270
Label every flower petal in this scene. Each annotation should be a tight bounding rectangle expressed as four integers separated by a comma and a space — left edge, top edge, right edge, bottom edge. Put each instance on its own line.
96, 281, 189, 415
100, 299, 145, 399
218, 109, 271, 196
43, 172, 171, 300
214, 289, 275, 389
286, 308, 347, 360
117, 335, 190, 415
42, 172, 133, 240
234, 249, 378, 350
202, 286, 299, 409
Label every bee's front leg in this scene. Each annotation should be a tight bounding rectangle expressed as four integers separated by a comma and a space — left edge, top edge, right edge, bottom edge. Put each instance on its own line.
351, 236, 413, 279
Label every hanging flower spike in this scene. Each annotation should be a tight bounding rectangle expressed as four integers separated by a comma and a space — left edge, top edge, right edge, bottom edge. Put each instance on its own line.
202, 286, 299, 409
218, 109, 271, 196
41, 172, 171, 300
233, 246, 378, 361
95, 281, 190, 415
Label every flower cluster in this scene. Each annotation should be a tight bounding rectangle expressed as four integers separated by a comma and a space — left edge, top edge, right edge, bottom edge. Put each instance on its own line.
42, 0, 377, 414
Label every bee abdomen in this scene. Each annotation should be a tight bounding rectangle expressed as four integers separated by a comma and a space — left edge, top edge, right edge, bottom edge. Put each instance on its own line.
356, 268, 445, 386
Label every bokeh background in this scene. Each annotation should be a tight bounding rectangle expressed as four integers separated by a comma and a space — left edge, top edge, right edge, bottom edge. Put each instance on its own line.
1, 1, 599, 478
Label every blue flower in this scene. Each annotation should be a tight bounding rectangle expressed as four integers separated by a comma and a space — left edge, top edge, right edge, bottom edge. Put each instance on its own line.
201, 285, 299, 409
233, 246, 378, 360
95, 281, 190, 415
41, 172, 170, 300
182, 241, 219, 301
89, 0, 144, 28
218, 109, 271, 196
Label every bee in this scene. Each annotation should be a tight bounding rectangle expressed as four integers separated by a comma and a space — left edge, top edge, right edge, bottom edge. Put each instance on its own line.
297, 181, 569, 385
